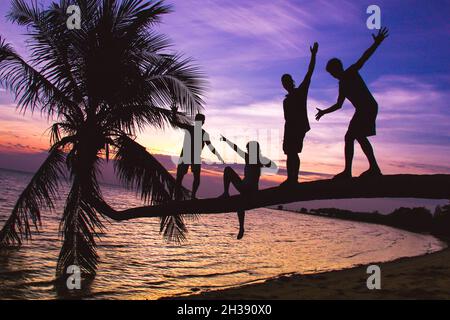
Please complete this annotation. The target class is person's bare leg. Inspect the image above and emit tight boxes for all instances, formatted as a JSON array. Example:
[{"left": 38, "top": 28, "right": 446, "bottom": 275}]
[
  {"left": 288, "top": 152, "right": 300, "bottom": 182},
  {"left": 175, "top": 166, "right": 186, "bottom": 200},
  {"left": 282, "top": 152, "right": 300, "bottom": 185},
  {"left": 344, "top": 136, "right": 355, "bottom": 174},
  {"left": 220, "top": 167, "right": 246, "bottom": 238},
  {"left": 192, "top": 167, "right": 201, "bottom": 199},
  {"left": 237, "top": 210, "right": 245, "bottom": 240},
  {"left": 334, "top": 134, "right": 354, "bottom": 179},
  {"left": 221, "top": 167, "right": 232, "bottom": 197},
  {"left": 357, "top": 137, "right": 382, "bottom": 176},
  {"left": 220, "top": 167, "right": 243, "bottom": 198}
]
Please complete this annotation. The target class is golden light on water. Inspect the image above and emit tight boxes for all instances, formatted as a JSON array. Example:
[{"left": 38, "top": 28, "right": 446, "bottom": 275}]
[{"left": 0, "top": 170, "right": 445, "bottom": 299}]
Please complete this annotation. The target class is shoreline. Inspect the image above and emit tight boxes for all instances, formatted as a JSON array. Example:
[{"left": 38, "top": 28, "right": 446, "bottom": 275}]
[
  {"left": 168, "top": 212, "right": 449, "bottom": 300},
  {"left": 173, "top": 245, "right": 450, "bottom": 300}
]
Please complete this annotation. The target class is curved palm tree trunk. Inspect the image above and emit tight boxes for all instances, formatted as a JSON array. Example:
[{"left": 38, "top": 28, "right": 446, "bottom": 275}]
[
  {"left": 88, "top": 174, "right": 450, "bottom": 220},
  {"left": 56, "top": 138, "right": 105, "bottom": 278}
]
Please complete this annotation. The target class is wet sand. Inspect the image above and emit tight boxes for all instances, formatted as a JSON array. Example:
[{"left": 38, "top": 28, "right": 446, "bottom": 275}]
[{"left": 179, "top": 245, "right": 450, "bottom": 300}]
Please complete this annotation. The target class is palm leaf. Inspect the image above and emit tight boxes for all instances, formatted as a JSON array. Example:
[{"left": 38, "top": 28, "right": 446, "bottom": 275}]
[
  {"left": 56, "top": 177, "right": 104, "bottom": 278},
  {"left": 113, "top": 135, "right": 192, "bottom": 242},
  {"left": 8, "top": 0, "right": 86, "bottom": 108},
  {"left": 0, "top": 0, "right": 209, "bottom": 277},
  {"left": 114, "top": 135, "right": 189, "bottom": 203},
  {"left": 0, "top": 36, "right": 78, "bottom": 117},
  {"left": 115, "top": 0, "right": 172, "bottom": 32},
  {"left": 0, "top": 148, "right": 65, "bottom": 247},
  {"left": 159, "top": 214, "right": 188, "bottom": 243},
  {"left": 145, "top": 54, "right": 206, "bottom": 117}
]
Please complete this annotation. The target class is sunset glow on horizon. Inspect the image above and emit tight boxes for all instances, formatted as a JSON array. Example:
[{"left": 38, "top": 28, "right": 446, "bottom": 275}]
[{"left": 1, "top": 0, "right": 449, "bottom": 187}]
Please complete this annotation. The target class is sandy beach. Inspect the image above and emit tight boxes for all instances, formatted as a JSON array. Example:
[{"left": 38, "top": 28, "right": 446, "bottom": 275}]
[{"left": 179, "top": 243, "right": 450, "bottom": 300}]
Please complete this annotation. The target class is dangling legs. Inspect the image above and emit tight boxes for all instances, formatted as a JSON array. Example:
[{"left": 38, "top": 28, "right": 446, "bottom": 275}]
[
  {"left": 220, "top": 166, "right": 247, "bottom": 239},
  {"left": 237, "top": 210, "right": 245, "bottom": 240}
]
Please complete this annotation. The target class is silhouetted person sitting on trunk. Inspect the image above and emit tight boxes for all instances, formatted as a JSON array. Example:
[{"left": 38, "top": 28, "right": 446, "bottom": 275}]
[
  {"left": 316, "top": 28, "right": 389, "bottom": 179},
  {"left": 281, "top": 42, "right": 318, "bottom": 186},
  {"left": 219, "top": 136, "right": 276, "bottom": 239},
  {"left": 172, "top": 107, "right": 224, "bottom": 199}
]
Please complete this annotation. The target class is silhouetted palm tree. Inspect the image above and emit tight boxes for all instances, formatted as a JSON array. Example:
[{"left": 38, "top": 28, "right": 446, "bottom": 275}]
[{"left": 0, "top": 0, "right": 205, "bottom": 279}]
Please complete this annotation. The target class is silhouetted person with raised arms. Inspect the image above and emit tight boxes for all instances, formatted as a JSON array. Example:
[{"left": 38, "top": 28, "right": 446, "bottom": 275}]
[
  {"left": 316, "top": 28, "right": 389, "bottom": 179},
  {"left": 172, "top": 107, "right": 224, "bottom": 199},
  {"left": 219, "top": 136, "right": 277, "bottom": 239},
  {"left": 281, "top": 42, "right": 318, "bottom": 186}
]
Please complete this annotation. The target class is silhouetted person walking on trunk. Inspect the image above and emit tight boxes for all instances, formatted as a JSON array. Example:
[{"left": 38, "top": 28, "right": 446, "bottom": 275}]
[
  {"left": 316, "top": 28, "right": 389, "bottom": 179},
  {"left": 219, "top": 136, "right": 276, "bottom": 239},
  {"left": 281, "top": 42, "right": 318, "bottom": 185},
  {"left": 172, "top": 107, "right": 224, "bottom": 199}
]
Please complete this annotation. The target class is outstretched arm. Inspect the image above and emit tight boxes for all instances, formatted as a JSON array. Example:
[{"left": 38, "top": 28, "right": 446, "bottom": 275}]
[
  {"left": 302, "top": 42, "right": 319, "bottom": 85},
  {"left": 204, "top": 133, "right": 225, "bottom": 163},
  {"left": 220, "top": 135, "right": 247, "bottom": 160},
  {"left": 260, "top": 155, "right": 277, "bottom": 170},
  {"left": 354, "top": 27, "right": 389, "bottom": 70},
  {"left": 315, "top": 91, "right": 345, "bottom": 121}
]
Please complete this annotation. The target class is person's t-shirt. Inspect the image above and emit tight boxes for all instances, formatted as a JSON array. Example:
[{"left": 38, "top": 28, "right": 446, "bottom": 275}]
[
  {"left": 180, "top": 125, "right": 209, "bottom": 164},
  {"left": 339, "top": 65, "right": 378, "bottom": 113},
  {"left": 283, "top": 81, "right": 311, "bottom": 133}
]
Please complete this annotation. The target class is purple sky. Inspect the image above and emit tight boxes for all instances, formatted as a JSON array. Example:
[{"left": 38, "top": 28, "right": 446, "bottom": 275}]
[{"left": 0, "top": 0, "right": 449, "bottom": 189}]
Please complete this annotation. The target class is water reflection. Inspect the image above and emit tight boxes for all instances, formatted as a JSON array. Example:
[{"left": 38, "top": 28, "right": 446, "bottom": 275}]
[{"left": 0, "top": 169, "right": 446, "bottom": 299}]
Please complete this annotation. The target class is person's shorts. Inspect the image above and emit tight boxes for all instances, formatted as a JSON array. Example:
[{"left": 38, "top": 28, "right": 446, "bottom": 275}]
[
  {"left": 347, "top": 109, "right": 378, "bottom": 138},
  {"left": 283, "top": 125, "right": 307, "bottom": 155},
  {"left": 177, "top": 163, "right": 201, "bottom": 175}
]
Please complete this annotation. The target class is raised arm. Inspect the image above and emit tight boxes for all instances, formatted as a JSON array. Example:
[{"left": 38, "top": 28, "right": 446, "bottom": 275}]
[
  {"left": 354, "top": 27, "right": 389, "bottom": 70},
  {"left": 302, "top": 42, "right": 319, "bottom": 85},
  {"left": 220, "top": 135, "right": 247, "bottom": 160}
]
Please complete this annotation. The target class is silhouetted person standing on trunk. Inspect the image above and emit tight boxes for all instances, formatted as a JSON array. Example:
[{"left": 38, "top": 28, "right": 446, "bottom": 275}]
[
  {"left": 281, "top": 42, "right": 318, "bottom": 186},
  {"left": 316, "top": 28, "right": 389, "bottom": 179},
  {"left": 172, "top": 107, "right": 224, "bottom": 199}
]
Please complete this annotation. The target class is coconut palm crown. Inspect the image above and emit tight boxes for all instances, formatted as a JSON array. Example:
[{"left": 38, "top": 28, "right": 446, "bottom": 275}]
[{"left": 0, "top": 0, "right": 205, "bottom": 279}]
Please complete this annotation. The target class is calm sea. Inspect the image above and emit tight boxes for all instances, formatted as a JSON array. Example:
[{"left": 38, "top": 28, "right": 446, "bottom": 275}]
[{"left": 0, "top": 168, "right": 446, "bottom": 299}]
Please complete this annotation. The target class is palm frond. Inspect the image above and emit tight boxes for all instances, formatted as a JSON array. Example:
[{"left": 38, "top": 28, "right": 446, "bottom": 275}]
[
  {"left": 7, "top": 0, "right": 41, "bottom": 26},
  {"left": 113, "top": 135, "right": 192, "bottom": 242},
  {"left": 0, "top": 148, "right": 65, "bottom": 247},
  {"left": 56, "top": 177, "right": 104, "bottom": 278},
  {"left": 114, "top": 135, "right": 189, "bottom": 203},
  {"left": 115, "top": 0, "right": 172, "bottom": 33},
  {"left": 0, "top": 36, "right": 78, "bottom": 117},
  {"left": 159, "top": 215, "right": 188, "bottom": 243},
  {"left": 145, "top": 54, "right": 206, "bottom": 117},
  {"left": 8, "top": 0, "right": 87, "bottom": 110}
]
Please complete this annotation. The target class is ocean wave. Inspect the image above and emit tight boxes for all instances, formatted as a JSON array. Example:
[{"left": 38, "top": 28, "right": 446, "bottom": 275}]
[{"left": 163, "top": 269, "right": 251, "bottom": 279}]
